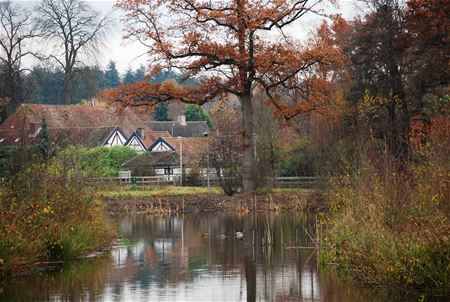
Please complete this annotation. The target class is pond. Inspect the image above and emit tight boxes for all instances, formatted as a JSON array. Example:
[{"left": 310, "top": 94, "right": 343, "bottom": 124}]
[{"left": 0, "top": 212, "right": 406, "bottom": 301}]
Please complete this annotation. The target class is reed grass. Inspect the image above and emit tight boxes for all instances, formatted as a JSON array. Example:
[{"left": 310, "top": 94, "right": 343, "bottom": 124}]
[{"left": 321, "top": 150, "right": 450, "bottom": 296}]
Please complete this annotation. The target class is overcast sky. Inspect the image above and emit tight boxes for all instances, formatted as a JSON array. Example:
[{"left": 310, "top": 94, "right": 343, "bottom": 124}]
[{"left": 14, "top": 0, "right": 364, "bottom": 74}]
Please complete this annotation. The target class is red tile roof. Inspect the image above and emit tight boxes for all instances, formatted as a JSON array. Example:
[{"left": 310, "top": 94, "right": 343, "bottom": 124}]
[
  {"left": 163, "top": 137, "right": 208, "bottom": 163},
  {"left": 0, "top": 104, "right": 151, "bottom": 146}
]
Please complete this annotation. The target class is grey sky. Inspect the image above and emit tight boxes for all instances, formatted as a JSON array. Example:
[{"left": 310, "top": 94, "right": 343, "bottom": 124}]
[{"left": 13, "top": 0, "right": 364, "bottom": 75}]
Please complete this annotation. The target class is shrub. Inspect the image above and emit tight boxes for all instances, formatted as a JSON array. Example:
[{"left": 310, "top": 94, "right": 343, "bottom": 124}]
[
  {"left": 322, "top": 150, "right": 450, "bottom": 295},
  {"left": 280, "top": 139, "right": 317, "bottom": 177},
  {"left": 62, "top": 146, "right": 137, "bottom": 177},
  {"left": 0, "top": 151, "right": 116, "bottom": 278},
  {"left": 184, "top": 104, "right": 212, "bottom": 127}
]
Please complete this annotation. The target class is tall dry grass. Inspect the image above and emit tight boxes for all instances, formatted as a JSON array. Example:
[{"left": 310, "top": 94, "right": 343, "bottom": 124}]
[
  {"left": 0, "top": 153, "right": 116, "bottom": 278},
  {"left": 322, "top": 141, "right": 450, "bottom": 295}
]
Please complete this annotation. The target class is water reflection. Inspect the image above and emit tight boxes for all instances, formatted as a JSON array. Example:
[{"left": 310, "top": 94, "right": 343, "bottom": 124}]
[{"left": 0, "top": 212, "right": 403, "bottom": 301}]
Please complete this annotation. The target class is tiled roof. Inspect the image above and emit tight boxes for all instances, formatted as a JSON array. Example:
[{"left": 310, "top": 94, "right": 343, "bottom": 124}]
[
  {"left": 146, "top": 121, "right": 209, "bottom": 137},
  {"left": 0, "top": 104, "right": 209, "bottom": 150},
  {"left": 162, "top": 137, "right": 207, "bottom": 163},
  {"left": 0, "top": 104, "right": 149, "bottom": 146},
  {"left": 138, "top": 130, "right": 172, "bottom": 147},
  {"left": 122, "top": 137, "right": 208, "bottom": 168},
  {"left": 51, "top": 127, "right": 116, "bottom": 147}
]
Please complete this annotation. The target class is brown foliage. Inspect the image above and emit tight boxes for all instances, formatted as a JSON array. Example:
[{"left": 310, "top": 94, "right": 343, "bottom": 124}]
[
  {"left": 102, "top": 0, "right": 340, "bottom": 117},
  {"left": 101, "top": 0, "right": 341, "bottom": 192}
]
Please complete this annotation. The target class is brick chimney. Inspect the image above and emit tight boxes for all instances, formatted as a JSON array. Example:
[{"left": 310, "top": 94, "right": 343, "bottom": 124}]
[
  {"left": 137, "top": 127, "right": 145, "bottom": 139},
  {"left": 177, "top": 115, "right": 187, "bottom": 126}
]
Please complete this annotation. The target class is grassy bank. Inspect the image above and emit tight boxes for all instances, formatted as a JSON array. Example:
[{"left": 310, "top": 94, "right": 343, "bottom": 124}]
[
  {"left": 99, "top": 185, "right": 224, "bottom": 199},
  {"left": 99, "top": 185, "right": 313, "bottom": 199},
  {"left": 321, "top": 157, "right": 450, "bottom": 296},
  {"left": 0, "top": 161, "right": 116, "bottom": 278},
  {"left": 101, "top": 187, "right": 322, "bottom": 214}
]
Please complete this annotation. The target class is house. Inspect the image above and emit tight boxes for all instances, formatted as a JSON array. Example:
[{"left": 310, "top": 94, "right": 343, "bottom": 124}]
[
  {"left": 124, "top": 129, "right": 172, "bottom": 153},
  {"left": 1, "top": 104, "right": 210, "bottom": 179},
  {"left": 120, "top": 152, "right": 180, "bottom": 177},
  {"left": 122, "top": 136, "right": 208, "bottom": 177},
  {"left": 0, "top": 104, "right": 151, "bottom": 147},
  {"left": 148, "top": 137, "right": 176, "bottom": 152},
  {"left": 104, "top": 127, "right": 128, "bottom": 147}
]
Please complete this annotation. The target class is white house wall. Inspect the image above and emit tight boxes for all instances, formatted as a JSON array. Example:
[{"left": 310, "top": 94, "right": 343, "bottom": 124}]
[
  {"left": 150, "top": 141, "right": 173, "bottom": 152},
  {"left": 105, "top": 129, "right": 127, "bottom": 147},
  {"left": 126, "top": 137, "right": 146, "bottom": 153}
]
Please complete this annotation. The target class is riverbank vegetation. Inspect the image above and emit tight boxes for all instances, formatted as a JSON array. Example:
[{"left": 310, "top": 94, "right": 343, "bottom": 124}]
[
  {"left": 99, "top": 185, "right": 223, "bottom": 199},
  {"left": 321, "top": 146, "right": 449, "bottom": 295},
  {"left": 281, "top": 0, "right": 450, "bottom": 296},
  {"left": 102, "top": 189, "right": 322, "bottom": 215},
  {"left": 63, "top": 146, "right": 137, "bottom": 177},
  {"left": 0, "top": 151, "right": 116, "bottom": 278}
]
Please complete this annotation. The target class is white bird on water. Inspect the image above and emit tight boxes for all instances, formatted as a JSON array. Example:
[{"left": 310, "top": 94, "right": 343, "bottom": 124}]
[{"left": 234, "top": 230, "right": 244, "bottom": 239}]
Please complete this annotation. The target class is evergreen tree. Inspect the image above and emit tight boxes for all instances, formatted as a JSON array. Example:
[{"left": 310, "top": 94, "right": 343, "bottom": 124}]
[
  {"left": 37, "top": 117, "right": 52, "bottom": 162},
  {"left": 25, "top": 66, "right": 65, "bottom": 104},
  {"left": 150, "top": 70, "right": 179, "bottom": 83},
  {"left": 103, "top": 60, "right": 120, "bottom": 88},
  {"left": 153, "top": 102, "right": 171, "bottom": 121},
  {"left": 184, "top": 104, "right": 211, "bottom": 127},
  {"left": 123, "top": 67, "right": 135, "bottom": 84},
  {"left": 72, "top": 66, "right": 103, "bottom": 101},
  {"left": 133, "top": 65, "right": 146, "bottom": 82}
]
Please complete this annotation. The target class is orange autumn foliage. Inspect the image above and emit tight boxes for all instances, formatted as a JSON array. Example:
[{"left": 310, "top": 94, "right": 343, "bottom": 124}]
[
  {"left": 102, "top": 0, "right": 341, "bottom": 118},
  {"left": 102, "top": 0, "right": 341, "bottom": 191}
]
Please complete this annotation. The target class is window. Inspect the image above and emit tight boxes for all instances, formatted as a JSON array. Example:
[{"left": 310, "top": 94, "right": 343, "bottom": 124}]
[
  {"left": 0, "top": 138, "right": 4, "bottom": 143},
  {"left": 14, "top": 138, "right": 20, "bottom": 143},
  {"left": 164, "top": 167, "right": 173, "bottom": 175}
]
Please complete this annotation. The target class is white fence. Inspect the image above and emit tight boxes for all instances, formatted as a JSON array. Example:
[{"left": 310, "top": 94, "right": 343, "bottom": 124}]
[
  {"left": 91, "top": 175, "right": 181, "bottom": 186},
  {"left": 90, "top": 175, "right": 325, "bottom": 188},
  {"left": 274, "top": 176, "right": 327, "bottom": 188}
]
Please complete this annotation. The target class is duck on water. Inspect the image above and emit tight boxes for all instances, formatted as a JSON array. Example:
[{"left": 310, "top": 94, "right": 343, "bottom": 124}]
[
  {"left": 200, "top": 230, "right": 244, "bottom": 239},
  {"left": 234, "top": 230, "right": 244, "bottom": 239}
]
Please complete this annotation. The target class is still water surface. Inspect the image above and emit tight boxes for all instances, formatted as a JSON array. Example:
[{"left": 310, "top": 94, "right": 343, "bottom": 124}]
[{"left": 1, "top": 212, "right": 405, "bottom": 301}]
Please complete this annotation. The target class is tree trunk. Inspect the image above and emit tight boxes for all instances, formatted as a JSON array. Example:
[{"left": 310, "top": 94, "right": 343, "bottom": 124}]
[
  {"left": 240, "top": 94, "right": 254, "bottom": 192},
  {"left": 64, "top": 71, "right": 73, "bottom": 105}
]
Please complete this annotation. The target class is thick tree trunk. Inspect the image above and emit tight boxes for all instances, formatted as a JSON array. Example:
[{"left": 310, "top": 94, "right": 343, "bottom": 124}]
[
  {"left": 240, "top": 94, "right": 254, "bottom": 193},
  {"left": 64, "top": 71, "right": 73, "bottom": 105}
]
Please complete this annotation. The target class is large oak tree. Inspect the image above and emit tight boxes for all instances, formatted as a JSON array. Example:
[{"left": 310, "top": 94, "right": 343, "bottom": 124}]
[{"left": 103, "top": 0, "right": 337, "bottom": 192}]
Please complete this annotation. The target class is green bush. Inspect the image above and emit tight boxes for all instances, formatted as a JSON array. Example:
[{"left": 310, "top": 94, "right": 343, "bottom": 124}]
[
  {"left": 184, "top": 104, "right": 212, "bottom": 127},
  {"left": 62, "top": 146, "right": 137, "bottom": 177},
  {"left": 280, "top": 139, "right": 317, "bottom": 176}
]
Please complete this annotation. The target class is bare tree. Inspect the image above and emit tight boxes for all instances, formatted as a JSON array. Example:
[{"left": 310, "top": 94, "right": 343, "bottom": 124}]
[
  {"left": 0, "top": 0, "right": 38, "bottom": 120},
  {"left": 36, "top": 0, "right": 110, "bottom": 104},
  {"left": 209, "top": 100, "right": 242, "bottom": 196}
]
